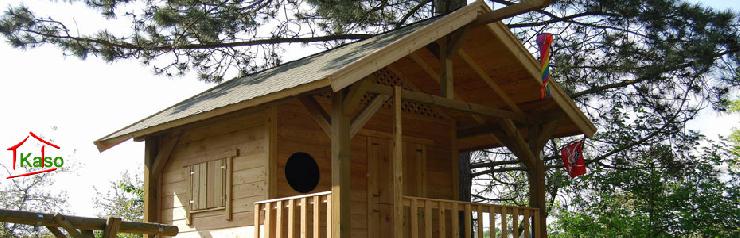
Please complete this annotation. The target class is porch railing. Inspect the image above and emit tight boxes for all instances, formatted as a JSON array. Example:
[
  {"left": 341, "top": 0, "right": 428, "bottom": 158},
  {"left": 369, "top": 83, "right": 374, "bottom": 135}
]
[
  {"left": 403, "top": 195, "right": 541, "bottom": 238},
  {"left": 254, "top": 191, "right": 332, "bottom": 238},
  {"left": 254, "top": 192, "right": 540, "bottom": 238}
]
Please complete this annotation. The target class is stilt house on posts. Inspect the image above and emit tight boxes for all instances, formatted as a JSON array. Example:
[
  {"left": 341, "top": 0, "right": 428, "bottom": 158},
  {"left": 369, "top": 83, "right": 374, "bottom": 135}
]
[{"left": 94, "top": 1, "right": 596, "bottom": 237}]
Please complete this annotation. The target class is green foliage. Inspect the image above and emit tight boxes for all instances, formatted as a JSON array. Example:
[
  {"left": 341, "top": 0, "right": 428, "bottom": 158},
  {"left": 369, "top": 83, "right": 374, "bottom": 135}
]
[
  {"left": 551, "top": 141, "right": 739, "bottom": 237},
  {"left": 93, "top": 170, "right": 144, "bottom": 238},
  {"left": 730, "top": 100, "right": 740, "bottom": 157}
]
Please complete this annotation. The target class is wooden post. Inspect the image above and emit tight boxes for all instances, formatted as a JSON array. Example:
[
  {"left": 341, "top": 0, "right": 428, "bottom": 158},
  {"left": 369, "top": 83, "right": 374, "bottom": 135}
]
[
  {"left": 102, "top": 217, "right": 121, "bottom": 238},
  {"left": 528, "top": 164, "right": 547, "bottom": 238},
  {"left": 526, "top": 122, "right": 558, "bottom": 238},
  {"left": 331, "top": 90, "right": 352, "bottom": 238},
  {"left": 392, "top": 85, "right": 404, "bottom": 238},
  {"left": 439, "top": 38, "right": 454, "bottom": 99},
  {"left": 143, "top": 137, "right": 158, "bottom": 238}
]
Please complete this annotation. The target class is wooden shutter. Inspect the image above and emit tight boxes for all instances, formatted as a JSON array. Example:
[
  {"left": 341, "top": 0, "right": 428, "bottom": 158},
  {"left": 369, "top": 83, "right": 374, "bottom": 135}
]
[
  {"left": 208, "top": 159, "right": 225, "bottom": 208},
  {"left": 190, "top": 164, "right": 200, "bottom": 211},
  {"left": 198, "top": 163, "right": 208, "bottom": 209},
  {"left": 187, "top": 150, "right": 235, "bottom": 223}
]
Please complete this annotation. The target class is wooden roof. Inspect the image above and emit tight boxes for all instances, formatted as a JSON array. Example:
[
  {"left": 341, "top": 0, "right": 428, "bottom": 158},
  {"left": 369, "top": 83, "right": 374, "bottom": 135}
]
[{"left": 94, "top": 1, "right": 596, "bottom": 152}]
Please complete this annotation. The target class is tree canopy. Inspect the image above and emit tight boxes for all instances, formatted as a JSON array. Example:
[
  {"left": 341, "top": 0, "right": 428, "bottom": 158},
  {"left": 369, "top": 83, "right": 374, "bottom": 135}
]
[{"left": 1, "top": 0, "right": 738, "bottom": 236}]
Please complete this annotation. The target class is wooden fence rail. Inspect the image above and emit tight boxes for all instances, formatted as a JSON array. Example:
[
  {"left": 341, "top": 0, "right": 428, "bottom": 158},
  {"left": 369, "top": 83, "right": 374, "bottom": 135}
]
[
  {"left": 402, "top": 196, "right": 541, "bottom": 238},
  {"left": 254, "top": 191, "right": 332, "bottom": 238},
  {"left": 0, "top": 209, "right": 178, "bottom": 237}
]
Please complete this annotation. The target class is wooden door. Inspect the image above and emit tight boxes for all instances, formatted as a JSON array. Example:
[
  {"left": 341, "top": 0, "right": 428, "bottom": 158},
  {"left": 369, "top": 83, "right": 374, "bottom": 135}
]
[{"left": 367, "top": 136, "right": 392, "bottom": 238}]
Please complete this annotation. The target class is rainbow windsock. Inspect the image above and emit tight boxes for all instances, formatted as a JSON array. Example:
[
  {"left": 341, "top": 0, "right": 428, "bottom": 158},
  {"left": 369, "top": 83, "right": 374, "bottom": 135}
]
[{"left": 537, "top": 33, "right": 553, "bottom": 99}]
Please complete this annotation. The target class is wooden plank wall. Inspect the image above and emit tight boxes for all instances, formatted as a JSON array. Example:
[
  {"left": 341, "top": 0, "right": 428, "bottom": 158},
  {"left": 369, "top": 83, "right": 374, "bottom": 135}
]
[
  {"left": 276, "top": 96, "right": 456, "bottom": 238},
  {"left": 159, "top": 109, "right": 269, "bottom": 237}
]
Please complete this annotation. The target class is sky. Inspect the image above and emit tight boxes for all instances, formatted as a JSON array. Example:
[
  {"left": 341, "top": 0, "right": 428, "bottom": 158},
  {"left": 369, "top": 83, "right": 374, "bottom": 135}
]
[{"left": 0, "top": 0, "right": 738, "bottom": 218}]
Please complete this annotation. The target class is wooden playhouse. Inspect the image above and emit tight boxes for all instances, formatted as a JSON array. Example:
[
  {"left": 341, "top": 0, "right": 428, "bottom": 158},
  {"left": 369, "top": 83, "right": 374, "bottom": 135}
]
[{"left": 94, "top": 1, "right": 596, "bottom": 238}]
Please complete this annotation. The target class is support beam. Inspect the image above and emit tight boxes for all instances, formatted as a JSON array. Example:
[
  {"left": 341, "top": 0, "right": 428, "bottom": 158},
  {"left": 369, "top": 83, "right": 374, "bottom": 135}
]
[
  {"left": 386, "top": 64, "right": 454, "bottom": 121},
  {"left": 366, "top": 83, "right": 525, "bottom": 122},
  {"left": 0, "top": 210, "right": 178, "bottom": 236},
  {"left": 458, "top": 50, "right": 524, "bottom": 116},
  {"left": 475, "top": 0, "right": 551, "bottom": 25},
  {"left": 391, "top": 85, "right": 404, "bottom": 238},
  {"left": 495, "top": 119, "right": 538, "bottom": 168},
  {"left": 439, "top": 38, "right": 454, "bottom": 99},
  {"left": 350, "top": 94, "right": 389, "bottom": 138},
  {"left": 438, "top": 27, "right": 466, "bottom": 99},
  {"left": 409, "top": 47, "right": 499, "bottom": 134},
  {"left": 330, "top": 90, "right": 352, "bottom": 238},
  {"left": 299, "top": 95, "right": 332, "bottom": 137},
  {"left": 457, "top": 124, "right": 505, "bottom": 139}
]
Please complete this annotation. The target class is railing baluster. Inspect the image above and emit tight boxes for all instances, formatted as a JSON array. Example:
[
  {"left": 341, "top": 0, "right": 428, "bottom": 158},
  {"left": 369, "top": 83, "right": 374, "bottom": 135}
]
[
  {"left": 451, "top": 202, "right": 459, "bottom": 238},
  {"left": 254, "top": 203, "right": 262, "bottom": 238},
  {"left": 464, "top": 203, "right": 472, "bottom": 238},
  {"left": 477, "top": 205, "right": 484, "bottom": 238},
  {"left": 288, "top": 199, "right": 296, "bottom": 238},
  {"left": 266, "top": 202, "right": 273, "bottom": 238},
  {"left": 500, "top": 207, "right": 507, "bottom": 238},
  {"left": 411, "top": 198, "right": 419, "bottom": 238},
  {"left": 512, "top": 207, "right": 519, "bottom": 238},
  {"left": 438, "top": 202, "right": 446, "bottom": 238},
  {"left": 300, "top": 198, "right": 308, "bottom": 238},
  {"left": 489, "top": 206, "right": 496, "bottom": 238},
  {"left": 325, "top": 194, "right": 331, "bottom": 238},
  {"left": 276, "top": 201, "right": 283, "bottom": 238},
  {"left": 533, "top": 208, "right": 541, "bottom": 238},
  {"left": 522, "top": 209, "right": 530, "bottom": 238},
  {"left": 313, "top": 196, "right": 320, "bottom": 238},
  {"left": 425, "top": 200, "right": 432, "bottom": 238}
]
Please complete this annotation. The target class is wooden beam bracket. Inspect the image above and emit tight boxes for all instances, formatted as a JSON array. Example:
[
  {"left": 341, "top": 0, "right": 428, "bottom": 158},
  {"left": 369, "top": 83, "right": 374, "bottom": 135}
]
[
  {"left": 298, "top": 95, "right": 332, "bottom": 137},
  {"left": 350, "top": 94, "right": 389, "bottom": 138},
  {"left": 54, "top": 214, "right": 82, "bottom": 238},
  {"left": 342, "top": 79, "right": 372, "bottom": 116}
]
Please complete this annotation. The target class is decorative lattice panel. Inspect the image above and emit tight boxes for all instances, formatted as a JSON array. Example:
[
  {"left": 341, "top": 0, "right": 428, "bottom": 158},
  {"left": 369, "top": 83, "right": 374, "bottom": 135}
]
[
  {"left": 312, "top": 68, "right": 445, "bottom": 120},
  {"left": 366, "top": 69, "right": 445, "bottom": 119}
]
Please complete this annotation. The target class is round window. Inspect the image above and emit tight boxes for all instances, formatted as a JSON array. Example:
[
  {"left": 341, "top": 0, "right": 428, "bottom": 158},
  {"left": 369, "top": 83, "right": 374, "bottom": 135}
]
[{"left": 284, "top": 152, "right": 320, "bottom": 193}]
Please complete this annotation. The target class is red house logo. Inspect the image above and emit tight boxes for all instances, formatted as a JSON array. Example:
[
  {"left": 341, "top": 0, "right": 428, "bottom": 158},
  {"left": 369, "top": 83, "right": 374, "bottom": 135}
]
[{"left": 5, "top": 131, "right": 63, "bottom": 179}]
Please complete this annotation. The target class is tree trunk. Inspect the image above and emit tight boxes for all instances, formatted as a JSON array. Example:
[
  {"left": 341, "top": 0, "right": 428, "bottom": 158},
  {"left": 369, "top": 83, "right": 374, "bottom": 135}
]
[
  {"left": 434, "top": 0, "right": 467, "bottom": 15},
  {"left": 458, "top": 151, "right": 473, "bottom": 202},
  {"left": 458, "top": 151, "right": 473, "bottom": 238}
]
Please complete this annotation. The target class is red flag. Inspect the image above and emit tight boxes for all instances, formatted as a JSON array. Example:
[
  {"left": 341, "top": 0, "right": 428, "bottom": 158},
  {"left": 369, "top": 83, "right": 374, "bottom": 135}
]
[{"left": 560, "top": 140, "right": 586, "bottom": 178}]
